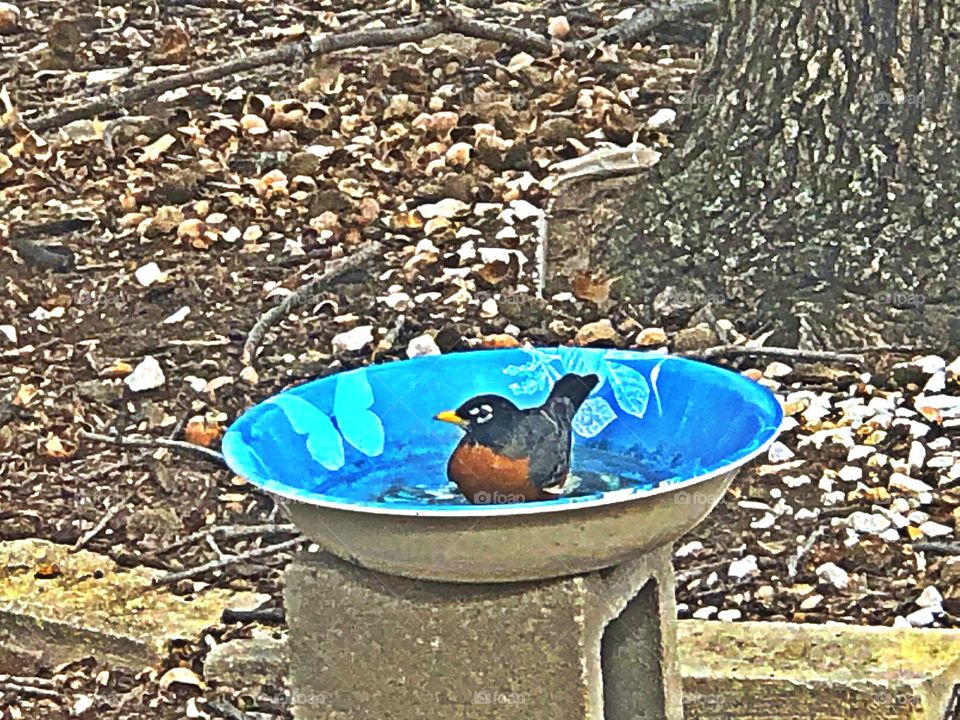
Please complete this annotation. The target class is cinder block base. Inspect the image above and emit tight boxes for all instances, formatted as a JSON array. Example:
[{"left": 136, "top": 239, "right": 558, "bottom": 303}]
[{"left": 284, "top": 547, "right": 682, "bottom": 720}]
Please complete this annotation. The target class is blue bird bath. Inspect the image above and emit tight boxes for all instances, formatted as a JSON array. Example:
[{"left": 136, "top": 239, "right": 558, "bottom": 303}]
[{"left": 224, "top": 347, "right": 783, "bottom": 581}]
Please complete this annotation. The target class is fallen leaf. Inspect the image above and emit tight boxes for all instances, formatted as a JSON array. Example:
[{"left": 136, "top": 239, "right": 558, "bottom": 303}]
[
  {"left": 572, "top": 271, "right": 618, "bottom": 306},
  {"left": 34, "top": 562, "right": 62, "bottom": 579},
  {"left": 43, "top": 434, "right": 76, "bottom": 459},
  {"left": 159, "top": 666, "right": 205, "bottom": 692},
  {"left": 184, "top": 416, "right": 223, "bottom": 447}
]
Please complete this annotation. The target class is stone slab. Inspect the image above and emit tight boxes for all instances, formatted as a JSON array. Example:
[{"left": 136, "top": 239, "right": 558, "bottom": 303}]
[
  {"left": 679, "top": 621, "right": 960, "bottom": 720},
  {"left": 285, "top": 548, "right": 681, "bottom": 720},
  {"left": 0, "top": 538, "right": 268, "bottom": 672},
  {"left": 207, "top": 618, "right": 960, "bottom": 719}
]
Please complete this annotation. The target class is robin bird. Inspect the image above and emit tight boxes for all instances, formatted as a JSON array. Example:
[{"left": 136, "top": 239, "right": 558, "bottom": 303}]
[{"left": 434, "top": 373, "right": 600, "bottom": 504}]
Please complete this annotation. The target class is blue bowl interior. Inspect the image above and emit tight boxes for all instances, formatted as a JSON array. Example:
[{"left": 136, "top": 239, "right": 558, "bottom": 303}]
[{"left": 223, "top": 347, "right": 783, "bottom": 511}]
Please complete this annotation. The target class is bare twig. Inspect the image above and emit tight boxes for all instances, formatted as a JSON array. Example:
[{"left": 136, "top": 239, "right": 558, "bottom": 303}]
[
  {"left": 153, "top": 538, "right": 302, "bottom": 586},
  {"left": 685, "top": 345, "right": 865, "bottom": 365},
  {"left": 588, "top": 0, "right": 716, "bottom": 48},
  {"left": 157, "top": 522, "right": 299, "bottom": 555},
  {"left": 0, "top": 680, "right": 59, "bottom": 699},
  {"left": 73, "top": 473, "right": 149, "bottom": 552},
  {"left": 79, "top": 429, "right": 225, "bottom": 464},
  {"left": 0, "top": 675, "right": 56, "bottom": 689},
  {"left": 12, "top": 2, "right": 710, "bottom": 137},
  {"left": 243, "top": 240, "right": 383, "bottom": 367},
  {"left": 787, "top": 526, "right": 825, "bottom": 578},
  {"left": 221, "top": 606, "right": 286, "bottom": 624},
  {"left": 910, "top": 541, "right": 960, "bottom": 556}
]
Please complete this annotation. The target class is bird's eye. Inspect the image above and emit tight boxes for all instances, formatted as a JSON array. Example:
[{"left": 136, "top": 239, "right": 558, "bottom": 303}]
[{"left": 476, "top": 411, "right": 493, "bottom": 424}]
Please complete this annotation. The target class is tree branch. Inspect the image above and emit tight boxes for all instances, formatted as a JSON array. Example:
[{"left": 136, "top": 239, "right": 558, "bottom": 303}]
[
  {"left": 153, "top": 537, "right": 302, "bottom": 586},
  {"left": 684, "top": 345, "right": 865, "bottom": 365},
  {"left": 79, "top": 429, "right": 225, "bottom": 464},
  {"left": 242, "top": 240, "right": 383, "bottom": 368}
]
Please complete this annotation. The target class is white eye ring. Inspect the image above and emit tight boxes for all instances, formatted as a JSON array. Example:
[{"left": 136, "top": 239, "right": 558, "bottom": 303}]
[
  {"left": 468, "top": 407, "right": 480, "bottom": 416},
  {"left": 480, "top": 404, "right": 492, "bottom": 413},
  {"left": 476, "top": 413, "right": 492, "bottom": 424}
]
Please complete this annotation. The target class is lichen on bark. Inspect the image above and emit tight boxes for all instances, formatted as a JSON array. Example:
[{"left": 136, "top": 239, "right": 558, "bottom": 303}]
[{"left": 550, "top": 0, "right": 960, "bottom": 348}]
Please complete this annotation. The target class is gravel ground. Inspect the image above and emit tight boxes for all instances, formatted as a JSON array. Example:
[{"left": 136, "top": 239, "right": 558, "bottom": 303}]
[{"left": 1, "top": 0, "right": 958, "bottom": 716}]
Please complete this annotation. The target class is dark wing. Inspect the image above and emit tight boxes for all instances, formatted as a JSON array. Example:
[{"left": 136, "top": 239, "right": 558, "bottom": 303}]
[{"left": 498, "top": 400, "right": 577, "bottom": 489}]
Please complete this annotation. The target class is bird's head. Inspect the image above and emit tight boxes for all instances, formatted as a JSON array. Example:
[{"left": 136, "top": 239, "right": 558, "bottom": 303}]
[{"left": 434, "top": 395, "right": 522, "bottom": 444}]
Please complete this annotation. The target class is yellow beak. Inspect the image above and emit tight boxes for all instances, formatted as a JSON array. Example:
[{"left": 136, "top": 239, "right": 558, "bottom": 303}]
[{"left": 434, "top": 409, "right": 468, "bottom": 427}]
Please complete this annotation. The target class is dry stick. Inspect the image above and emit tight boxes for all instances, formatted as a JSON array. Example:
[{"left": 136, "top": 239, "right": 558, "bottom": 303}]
[
  {"left": 685, "top": 345, "right": 865, "bottom": 365},
  {"left": 787, "top": 526, "right": 825, "bottom": 578},
  {"left": 153, "top": 537, "right": 302, "bottom": 586},
  {"left": 15, "top": 2, "right": 711, "bottom": 136},
  {"left": 589, "top": 0, "right": 716, "bottom": 48},
  {"left": 14, "top": 22, "right": 446, "bottom": 135},
  {"left": 73, "top": 473, "right": 150, "bottom": 552},
  {"left": 0, "top": 675, "right": 56, "bottom": 689},
  {"left": 79, "top": 429, "right": 225, "bottom": 464},
  {"left": 157, "top": 522, "right": 299, "bottom": 555},
  {"left": 911, "top": 541, "right": 960, "bottom": 556},
  {"left": 0, "top": 681, "right": 59, "bottom": 699},
  {"left": 242, "top": 240, "right": 383, "bottom": 367}
]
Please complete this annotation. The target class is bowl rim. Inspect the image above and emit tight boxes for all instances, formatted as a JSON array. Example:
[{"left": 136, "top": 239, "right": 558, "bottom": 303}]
[{"left": 224, "top": 348, "right": 784, "bottom": 518}]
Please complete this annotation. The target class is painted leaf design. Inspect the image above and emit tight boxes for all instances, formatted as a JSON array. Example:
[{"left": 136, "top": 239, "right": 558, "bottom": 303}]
[
  {"left": 649, "top": 358, "right": 666, "bottom": 416},
  {"left": 333, "top": 369, "right": 385, "bottom": 457},
  {"left": 572, "top": 396, "right": 617, "bottom": 438},
  {"left": 265, "top": 395, "right": 344, "bottom": 470},
  {"left": 561, "top": 349, "right": 607, "bottom": 388},
  {"left": 607, "top": 362, "right": 651, "bottom": 419}
]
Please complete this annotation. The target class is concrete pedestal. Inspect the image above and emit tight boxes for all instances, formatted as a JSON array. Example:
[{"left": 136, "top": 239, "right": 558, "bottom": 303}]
[{"left": 285, "top": 546, "right": 682, "bottom": 720}]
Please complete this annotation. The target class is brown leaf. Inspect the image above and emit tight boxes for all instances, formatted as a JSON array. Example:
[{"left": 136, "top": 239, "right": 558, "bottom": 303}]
[
  {"left": 184, "top": 417, "right": 223, "bottom": 447},
  {"left": 35, "top": 562, "right": 62, "bottom": 579},
  {"left": 477, "top": 256, "right": 520, "bottom": 286},
  {"left": 571, "top": 271, "right": 618, "bottom": 306},
  {"left": 43, "top": 434, "right": 76, "bottom": 460}
]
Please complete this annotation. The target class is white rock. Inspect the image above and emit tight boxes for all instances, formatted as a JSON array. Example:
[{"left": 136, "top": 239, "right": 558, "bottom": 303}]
[
  {"left": 816, "top": 562, "right": 850, "bottom": 590},
  {"left": 919, "top": 520, "right": 952, "bottom": 538},
  {"left": 332, "top": 325, "right": 374, "bottom": 353},
  {"left": 764, "top": 361, "right": 792, "bottom": 378},
  {"left": 823, "top": 490, "right": 846, "bottom": 506},
  {"left": 417, "top": 197, "right": 470, "bottom": 219},
  {"left": 134, "top": 261, "right": 164, "bottom": 287},
  {"left": 479, "top": 297, "right": 499, "bottom": 318},
  {"left": 889, "top": 472, "right": 934, "bottom": 495},
  {"left": 905, "top": 607, "right": 936, "bottom": 627},
  {"left": 924, "top": 371, "right": 947, "bottom": 393},
  {"left": 750, "top": 512, "right": 776, "bottom": 530},
  {"left": 907, "top": 510, "right": 930, "bottom": 524},
  {"left": 818, "top": 476, "right": 834, "bottom": 492},
  {"left": 915, "top": 586, "right": 944, "bottom": 609},
  {"left": 717, "top": 609, "right": 742, "bottom": 622},
  {"left": 728, "top": 555, "right": 759, "bottom": 580},
  {"left": 799, "top": 594, "right": 823, "bottom": 610},
  {"left": 692, "top": 606, "right": 717, "bottom": 620},
  {"left": 124, "top": 355, "right": 165, "bottom": 392},
  {"left": 893, "top": 616, "right": 912, "bottom": 629},
  {"left": 510, "top": 199, "right": 542, "bottom": 221},
  {"left": 381, "top": 291, "right": 412, "bottom": 311},
  {"left": 908, "top": 441, "right": 926, "bottom": 470},
  {"left": 783, "top": 474, "right": 811, "bottom": 488},
  {"left": 837, "top": 466, "right": 863, "bottom": 482},
  {"left": 845, "top": 511, "right": 891, "bottom": 534},
  {"left": 162, "top": 306, "right": 190, "bottom": 324},
  {"left": 647, "top": 108, "right": 677, "bottom": 128},
  {"left": 72, "top": 695, "right": 94, "bottom": 715},
  {"left": 405, "top": 333, "right": 441, "bottom": 359},
  {"left": 880, "top": 528, "right": 901, "bottom": 543},
  {"left": 675, "top": 540, "right": 703, "bottom": 558},
  {"left": 0, "top": 324, "right": 16, "bottom": 344},
  {"left": 794, "top": 508, "right": 818, "bottom": 521},
  {"left": 767, "top": 441, "right": 795, "bottom": 462}
]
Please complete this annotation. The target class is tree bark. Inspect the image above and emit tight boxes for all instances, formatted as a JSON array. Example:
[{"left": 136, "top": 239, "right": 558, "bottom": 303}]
[{"left": 547, "top": 0, "right": 960, "bottom": 350}]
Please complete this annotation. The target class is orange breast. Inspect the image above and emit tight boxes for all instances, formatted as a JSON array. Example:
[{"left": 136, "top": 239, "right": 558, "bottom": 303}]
[{"left": 448, "top": 443, "right": 547, "bottom": 504}]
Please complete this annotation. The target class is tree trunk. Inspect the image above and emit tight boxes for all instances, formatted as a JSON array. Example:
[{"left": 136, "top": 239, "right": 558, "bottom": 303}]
[{"left": 547, "top": 0, "right": 960, "bottom": 350}]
